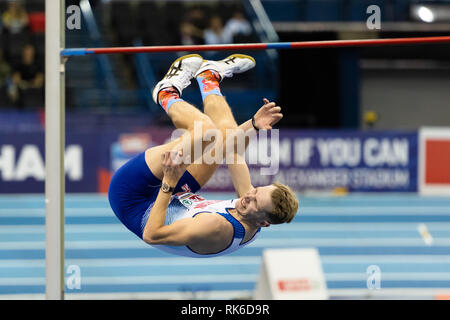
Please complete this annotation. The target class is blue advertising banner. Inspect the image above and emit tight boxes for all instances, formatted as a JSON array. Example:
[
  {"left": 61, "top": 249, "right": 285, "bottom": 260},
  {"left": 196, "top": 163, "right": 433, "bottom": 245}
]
[
  {"left": 204, "top": 130, "right": 418, "bottom": 192},
  {"left": 0, "top": 129, "right": 418, "bottom": 193},
  {"left": 0, "top": 129, "right": 172, "bottom": 193},
  {"left": 0, "top": 132, "right": 100, "bottom": 193}
]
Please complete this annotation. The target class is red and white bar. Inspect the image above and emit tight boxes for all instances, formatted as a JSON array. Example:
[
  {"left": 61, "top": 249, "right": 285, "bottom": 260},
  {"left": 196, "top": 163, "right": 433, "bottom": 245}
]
[{"left": 61, "top": 35, "right": 450, "bottom": 56}]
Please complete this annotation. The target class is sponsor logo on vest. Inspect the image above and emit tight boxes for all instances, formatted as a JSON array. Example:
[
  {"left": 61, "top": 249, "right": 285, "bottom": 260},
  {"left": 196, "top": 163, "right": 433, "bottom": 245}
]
[{"left": 182, "top": 199, "right": 193, "bottom": 206}]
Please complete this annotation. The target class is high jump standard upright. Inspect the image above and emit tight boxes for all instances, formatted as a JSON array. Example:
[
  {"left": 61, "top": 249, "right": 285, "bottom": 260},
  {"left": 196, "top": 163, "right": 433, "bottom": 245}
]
[{"left": 45, "top": 0, "right": 65, "bottom": 300}]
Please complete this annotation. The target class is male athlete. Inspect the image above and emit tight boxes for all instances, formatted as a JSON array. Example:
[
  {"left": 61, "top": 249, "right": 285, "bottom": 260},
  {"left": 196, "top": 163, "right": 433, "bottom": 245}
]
[{"left": 108, "top": 54, "right": 299, "bottom": 257}]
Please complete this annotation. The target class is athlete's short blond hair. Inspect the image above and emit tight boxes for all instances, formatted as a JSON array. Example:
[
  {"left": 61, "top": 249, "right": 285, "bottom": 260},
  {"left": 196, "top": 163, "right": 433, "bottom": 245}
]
[{"left": 267, "top": 182, "right": 299, "bottom": 224}]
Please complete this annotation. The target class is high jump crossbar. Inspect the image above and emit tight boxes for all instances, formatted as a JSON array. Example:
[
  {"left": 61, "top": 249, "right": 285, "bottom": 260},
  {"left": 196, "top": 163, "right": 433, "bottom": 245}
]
[{"left": 60, "top": 35, "right": 450, "bottom": 56}]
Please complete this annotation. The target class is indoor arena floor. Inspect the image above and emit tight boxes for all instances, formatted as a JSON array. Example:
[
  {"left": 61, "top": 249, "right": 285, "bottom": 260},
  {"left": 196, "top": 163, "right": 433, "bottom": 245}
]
[{"left": 1, "top": 192, "right": 450, "bottom": 300}]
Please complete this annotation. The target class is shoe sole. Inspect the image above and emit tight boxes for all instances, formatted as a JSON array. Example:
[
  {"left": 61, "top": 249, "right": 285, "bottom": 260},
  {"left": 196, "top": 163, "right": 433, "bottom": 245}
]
[
  {"left": 201, "top": 53, "right": 256, "bottom": 65},
  {"left": 221, "top": 53, "right": 256, "bottom": 65},
  {"left": 164, "top": 53, "right": 203, "bottom": 79},
  {"left": 198, "top": 54, "right": 256, "bottom": 80}
]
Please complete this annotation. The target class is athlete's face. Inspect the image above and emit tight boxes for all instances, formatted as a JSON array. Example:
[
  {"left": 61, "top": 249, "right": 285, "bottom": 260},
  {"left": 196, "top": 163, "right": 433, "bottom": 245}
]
[{"left": 235, "top": 185, "right": 276, "bottom": 227}]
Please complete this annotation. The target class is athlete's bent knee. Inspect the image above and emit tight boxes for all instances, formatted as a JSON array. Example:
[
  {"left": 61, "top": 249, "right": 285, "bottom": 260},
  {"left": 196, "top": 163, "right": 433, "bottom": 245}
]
[
  {"left": 216, "top": 119, "right": 238, "bottom": 133},
  {"left": 199, "top": 116, "right": 217, "bottom": 133}
]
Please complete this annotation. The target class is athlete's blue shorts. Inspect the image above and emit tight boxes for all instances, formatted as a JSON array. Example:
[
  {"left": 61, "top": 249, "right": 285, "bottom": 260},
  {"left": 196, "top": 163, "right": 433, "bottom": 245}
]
[{"left": 108, "top": 151, "right": 201, "bottom": 239}]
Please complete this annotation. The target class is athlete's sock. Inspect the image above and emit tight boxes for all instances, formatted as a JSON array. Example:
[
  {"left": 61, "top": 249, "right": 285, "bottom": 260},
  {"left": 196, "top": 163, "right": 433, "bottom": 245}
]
[
  {"left": 157, "top": 87, "right": 183, "bottom": 113},
  {"left": 196, "top": 70, "right": 222, "bottom": 101}
]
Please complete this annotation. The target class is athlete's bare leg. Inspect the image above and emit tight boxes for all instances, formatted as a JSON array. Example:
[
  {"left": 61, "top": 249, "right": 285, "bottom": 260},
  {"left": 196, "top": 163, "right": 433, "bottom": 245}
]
[
  {"left": 203, "top": 94, "right": 239, "bottom": 132},
  {"left": 188, "top": 56, "right": 257, "bottom": 190},
  {"left": 175, "top": 94, "right": 240, "bottom": 187},
  {"left": 145, "top": 54, "right": 255, "bottom": 187},
  {"left": 145, "top": 100, "right": 219, "bottom": 185}
]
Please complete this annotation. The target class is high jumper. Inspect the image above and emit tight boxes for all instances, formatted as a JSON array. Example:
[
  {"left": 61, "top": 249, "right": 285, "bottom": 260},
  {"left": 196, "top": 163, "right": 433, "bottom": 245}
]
[{"left": 108, "top": 54, "right": 298, "bottom": 257}]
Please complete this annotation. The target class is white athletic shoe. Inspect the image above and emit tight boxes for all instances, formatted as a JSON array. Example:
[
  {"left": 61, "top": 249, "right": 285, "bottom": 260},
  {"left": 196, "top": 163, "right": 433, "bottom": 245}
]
[
  {"left": 152, "top": 54, "right": 203, "bottom": 104},
  {"left": 194, "top": 54, "right": 256, "bottom": 81}
]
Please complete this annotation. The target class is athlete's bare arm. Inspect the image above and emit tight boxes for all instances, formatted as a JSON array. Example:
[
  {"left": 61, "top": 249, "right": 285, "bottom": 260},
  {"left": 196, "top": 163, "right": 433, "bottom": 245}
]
[
  {"left": 142, "top": 150, "right": 230, "bottom": 247},
  {"left": 227, "top": 99, "right": 283, "bottom": 198},
  {"left": 143, "top": 211, "right": 229, "bottom": 247}
]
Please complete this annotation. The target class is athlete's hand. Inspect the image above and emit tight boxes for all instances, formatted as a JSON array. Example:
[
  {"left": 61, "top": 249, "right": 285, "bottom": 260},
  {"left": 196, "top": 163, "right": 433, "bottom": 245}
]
[
  {"left": 253, "top": 98, "right": 283, "bottom": 130},
  {"left": 161, "top": 150, "right": 188, "bottom": 186}
]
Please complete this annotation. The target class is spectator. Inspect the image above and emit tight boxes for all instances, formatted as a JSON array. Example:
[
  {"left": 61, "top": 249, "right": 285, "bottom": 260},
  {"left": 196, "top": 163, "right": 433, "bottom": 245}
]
[
  {"left": 2, "top": 1, "right": 29, "bottom": 35},
  {"left": 203, "top": 16, "right": 232, "bottom": 45},
  {"left": 0, "top": 51, "right": 12, "bottom": 88},
  {"left": 179, "top": 7, "right": 206, "bottom": 45},
  {"left": 223, "top": 11, "right": 253, "bottom": 43},
  {"left": 10, "top": 43, "right": 44, "bottom": 107},
  {"left": 180, "top": 21, "right": 200, "bottom": 46},
  {"left": 0, "top": 50, "right": 14, "bottom": 105}
]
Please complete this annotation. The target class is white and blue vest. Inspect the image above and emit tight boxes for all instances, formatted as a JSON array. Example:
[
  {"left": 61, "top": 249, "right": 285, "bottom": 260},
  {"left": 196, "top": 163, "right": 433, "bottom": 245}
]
[{"left": 141, "top": 191, "right": 260, "bottom": 258}]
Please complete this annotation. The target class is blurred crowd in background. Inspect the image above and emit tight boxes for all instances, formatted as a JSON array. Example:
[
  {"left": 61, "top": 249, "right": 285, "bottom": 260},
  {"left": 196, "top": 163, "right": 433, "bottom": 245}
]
[
  {"left": 180, "top": 9, "right": 253, "bottom": 46},
  {"left": 0, "top": 0, "right": 449, "bottom": 130},
  {"left": 0, "top": 0, "right": 256, "bottom": 111},
  {"left": 106, "top": 0, "right": 254, "bottom": 47},
  {"left": 0, "top": 0, "right": 44, "bottom": 109}
]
